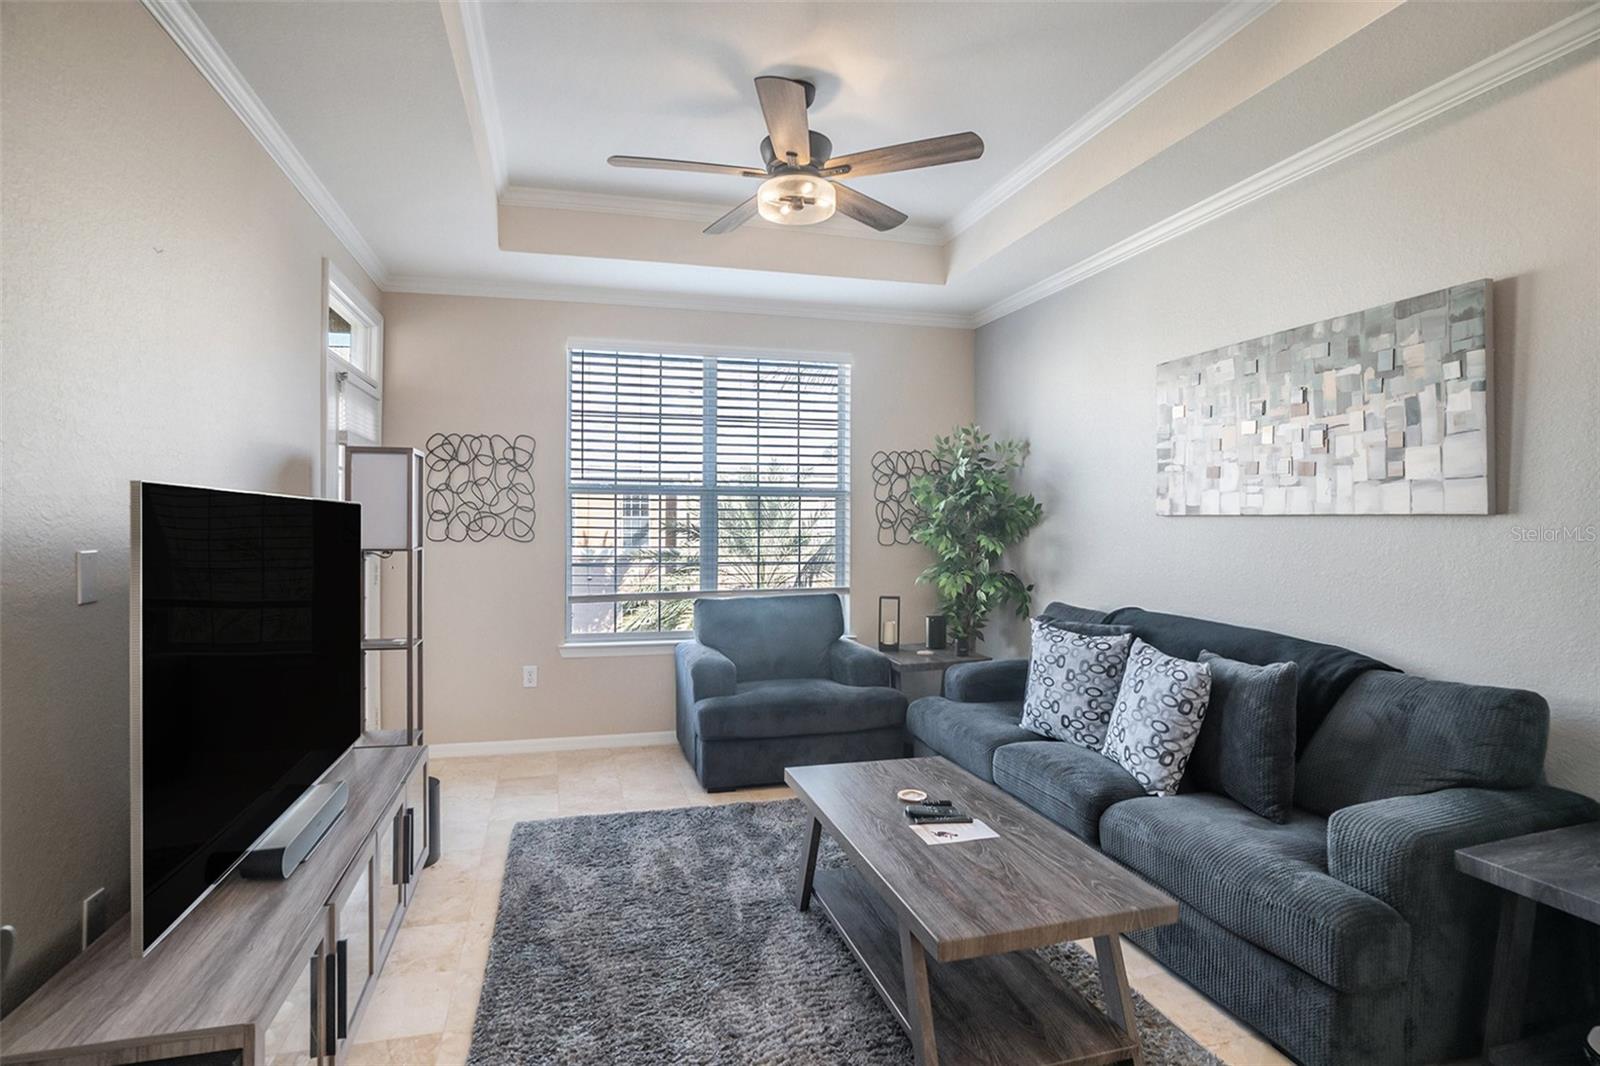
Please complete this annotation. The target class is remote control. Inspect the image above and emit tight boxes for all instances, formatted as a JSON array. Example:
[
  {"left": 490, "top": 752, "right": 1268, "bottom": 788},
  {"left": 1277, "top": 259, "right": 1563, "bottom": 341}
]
[
  {"left": 904, "top": 803, "right": 963, "bottom": 819},
  {"left": 908, "top": 812, "right": 973, "bottom": 825}
]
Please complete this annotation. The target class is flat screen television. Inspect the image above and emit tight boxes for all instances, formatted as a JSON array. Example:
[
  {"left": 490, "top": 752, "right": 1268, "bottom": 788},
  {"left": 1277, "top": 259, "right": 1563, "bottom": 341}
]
[{"left": 131, "top": 481, "right": 362, "bottom": 954}]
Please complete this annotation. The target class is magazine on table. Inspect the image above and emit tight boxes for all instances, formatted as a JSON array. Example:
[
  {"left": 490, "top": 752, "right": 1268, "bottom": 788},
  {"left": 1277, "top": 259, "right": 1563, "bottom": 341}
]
[{"left": 910, "top": 820, "right": 999, "bottom": 845}]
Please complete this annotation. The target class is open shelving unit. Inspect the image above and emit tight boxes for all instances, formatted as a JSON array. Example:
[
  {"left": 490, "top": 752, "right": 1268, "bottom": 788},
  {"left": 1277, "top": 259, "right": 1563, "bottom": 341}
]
[{"left": 346, "top": 446, "right": 425, "bottom": 748}]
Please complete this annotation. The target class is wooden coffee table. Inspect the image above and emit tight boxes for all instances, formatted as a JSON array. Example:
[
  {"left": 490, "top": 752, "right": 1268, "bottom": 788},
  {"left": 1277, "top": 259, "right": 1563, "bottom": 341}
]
[{"left": 786, "top": 756, "right": 1178, "bottom": 1066}]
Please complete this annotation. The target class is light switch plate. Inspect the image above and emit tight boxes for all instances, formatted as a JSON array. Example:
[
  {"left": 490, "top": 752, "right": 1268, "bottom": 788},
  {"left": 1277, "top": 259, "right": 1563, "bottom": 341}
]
[
  {"left": 75, "top": 550, "right": 99, "bottom": 605},
  {"left": 81, "top": 888, "right": 106, "bottom": 950}
]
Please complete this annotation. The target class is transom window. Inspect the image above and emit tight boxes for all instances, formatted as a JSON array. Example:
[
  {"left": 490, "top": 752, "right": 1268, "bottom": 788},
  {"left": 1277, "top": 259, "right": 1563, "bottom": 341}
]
[{"left": 566, "top": 347, "right": 851, "bottom": 640}]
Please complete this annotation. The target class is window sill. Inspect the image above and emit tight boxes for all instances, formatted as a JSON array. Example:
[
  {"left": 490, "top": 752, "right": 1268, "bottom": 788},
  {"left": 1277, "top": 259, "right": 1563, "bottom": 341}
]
[{"left": 560, "top": 639, "right": 682, "bottom": 659}]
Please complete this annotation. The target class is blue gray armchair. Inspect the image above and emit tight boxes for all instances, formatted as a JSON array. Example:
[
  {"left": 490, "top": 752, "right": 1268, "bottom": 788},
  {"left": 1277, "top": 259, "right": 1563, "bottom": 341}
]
[{"left": 675, "top": 593, "right": 909, "bottom": 790}]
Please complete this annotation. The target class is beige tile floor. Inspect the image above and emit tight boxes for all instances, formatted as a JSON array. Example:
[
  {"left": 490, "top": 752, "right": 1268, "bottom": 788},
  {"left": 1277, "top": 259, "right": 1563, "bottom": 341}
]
[{"left": 347, "top": 745, "right": 1293, "bottom": 1066}]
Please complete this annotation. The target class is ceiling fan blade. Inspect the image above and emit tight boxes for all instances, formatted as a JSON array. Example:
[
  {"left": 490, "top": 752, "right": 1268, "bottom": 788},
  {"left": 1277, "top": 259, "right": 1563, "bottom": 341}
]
[
  {"left": 704, "top": 196, "right": 759, "bottom": 235},
  {"left": 753, "top": 77, "right": 811, "bottom": 165},
  {"left": 832, "top": 182, "right": 908, "bottom": 232},
  {"left": 821, "top": 132, "right": 984, "bottom": 178},
  {"left": 608, "top": 155, "right": 765, "bottom": 178}
]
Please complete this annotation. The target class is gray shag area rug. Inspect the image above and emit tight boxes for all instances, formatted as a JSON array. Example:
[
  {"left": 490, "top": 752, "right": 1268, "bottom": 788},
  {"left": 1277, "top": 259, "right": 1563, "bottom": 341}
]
[{"left": 469, "top": 800, "right": 1222, "bottom": 1065}]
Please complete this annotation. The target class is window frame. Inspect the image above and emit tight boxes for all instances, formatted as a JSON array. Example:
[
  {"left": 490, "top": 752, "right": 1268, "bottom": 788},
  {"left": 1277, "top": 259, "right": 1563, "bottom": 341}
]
[
  {"left": 563, "top": 339, "right": 853, "bottom": 645},
  {"left": 320, "top": 261, "right": 383, "bottom": 500}
]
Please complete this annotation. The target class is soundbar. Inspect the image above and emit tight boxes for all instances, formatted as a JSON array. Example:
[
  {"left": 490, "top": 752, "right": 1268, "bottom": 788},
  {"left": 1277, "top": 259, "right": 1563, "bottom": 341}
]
[{"left": 239, "top": 780, "right": 348, "bottom": 880}]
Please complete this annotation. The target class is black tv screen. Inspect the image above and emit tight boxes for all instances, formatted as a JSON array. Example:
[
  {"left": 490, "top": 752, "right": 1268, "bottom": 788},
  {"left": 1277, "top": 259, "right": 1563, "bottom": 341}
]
[{"left": 133, "top": 482, "right": 361, "bottom": 953}]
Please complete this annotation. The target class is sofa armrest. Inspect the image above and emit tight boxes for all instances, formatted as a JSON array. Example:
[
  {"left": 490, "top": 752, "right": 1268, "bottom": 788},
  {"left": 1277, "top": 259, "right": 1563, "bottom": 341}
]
[
  {"left": 675, "top": 640, "right": 737, "bottom": 702},
  {"left": 945, "top": 658, "right": 1028, "bottom": 703},
  {"left": 1327, "top": 786, "right": 1599, "bottom": 912},
  {"left": 829, "top": 639, "right": 892, "bottom": 688}
]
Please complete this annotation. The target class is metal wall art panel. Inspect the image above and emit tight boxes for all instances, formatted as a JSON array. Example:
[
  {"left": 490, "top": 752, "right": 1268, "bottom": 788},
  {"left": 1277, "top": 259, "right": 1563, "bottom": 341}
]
[
  {"left": 425, "top": 432, "right": 536, "bottom": 541},
  {"left": 1155, "top": 280, "right": 1493, "bottom": 516}
]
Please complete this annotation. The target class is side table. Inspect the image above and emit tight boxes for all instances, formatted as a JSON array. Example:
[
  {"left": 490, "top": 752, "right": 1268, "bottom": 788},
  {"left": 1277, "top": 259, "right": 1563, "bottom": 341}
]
[
  {"left": 879, "top": 643, "right": 990, "bottom": 696},
  {"left": 1455, "top": 821, "right": 1600, "bottom": 1065}
]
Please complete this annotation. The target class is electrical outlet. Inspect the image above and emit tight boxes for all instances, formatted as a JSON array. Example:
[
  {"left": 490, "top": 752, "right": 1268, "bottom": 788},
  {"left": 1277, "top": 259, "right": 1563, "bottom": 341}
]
[
  {"left": 81, "top": 888, "right": 106, "bottom": 951},
  {"left": 521, "top": 665, "right": 538, "bottom": 688}
]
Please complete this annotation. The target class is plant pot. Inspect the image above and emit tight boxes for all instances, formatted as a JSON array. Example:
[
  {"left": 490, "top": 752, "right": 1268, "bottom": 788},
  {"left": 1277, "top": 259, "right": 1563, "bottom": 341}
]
[{"left": 954, "top": 635, "right": 973, "bottom": 656}]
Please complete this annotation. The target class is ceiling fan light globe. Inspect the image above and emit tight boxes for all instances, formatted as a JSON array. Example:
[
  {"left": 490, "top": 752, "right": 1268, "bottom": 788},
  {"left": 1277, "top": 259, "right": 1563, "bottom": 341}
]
[{"left": 757, "top": 174, "right": 835, "bottom": 226}]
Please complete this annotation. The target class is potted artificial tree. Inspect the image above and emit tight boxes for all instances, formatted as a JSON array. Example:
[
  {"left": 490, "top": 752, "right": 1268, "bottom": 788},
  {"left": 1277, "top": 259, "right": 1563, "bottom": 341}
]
[{"left": 909, "top": 425, "right": 1043, "bottom": 655}]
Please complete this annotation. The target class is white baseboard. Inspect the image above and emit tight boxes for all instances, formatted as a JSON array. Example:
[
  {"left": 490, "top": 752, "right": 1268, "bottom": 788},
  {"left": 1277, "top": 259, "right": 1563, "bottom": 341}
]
[{"left": 429, "top": 730, "right": 677, "bottom": 758}]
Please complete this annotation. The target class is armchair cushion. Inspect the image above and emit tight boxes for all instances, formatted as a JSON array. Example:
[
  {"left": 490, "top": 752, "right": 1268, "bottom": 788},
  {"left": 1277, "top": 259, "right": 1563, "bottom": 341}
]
[
  {"left": 945, "top": 659, "right": 1027, "bottom": 703},
  {"left": 1101, "top": 794, "right": 1410, "bottom": 992},
  {"left": 692, "top": 679, "right": 906, "bottom": 741},
  {"left": 694, "top": 593, "right": 844, "bottom": 682},
  {"left": 829, "top": 639, "right": 893, "bottom": 688},
  {"left": 675, "top": 640, "right": 737, "bottom": 702},
  {"left": 905, "top": 697, "right": 1033, "bottom": 782},
  {"left": 1297, "top": 672, "right": 1550, "bottom": 814}
]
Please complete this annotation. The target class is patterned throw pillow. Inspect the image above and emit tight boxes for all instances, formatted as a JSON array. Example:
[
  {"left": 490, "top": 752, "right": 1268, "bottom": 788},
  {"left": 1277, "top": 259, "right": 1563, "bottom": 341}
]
[
  {"left": 1020, "top": 617, "right": 1134, "bottom": 748},
  {"left": 1104, "top": 639, "right": 1212, "bottom": 796}
]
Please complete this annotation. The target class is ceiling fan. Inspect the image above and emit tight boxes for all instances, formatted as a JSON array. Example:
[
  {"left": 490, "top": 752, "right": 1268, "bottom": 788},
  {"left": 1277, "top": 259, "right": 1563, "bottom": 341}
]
[{"left": 607, "top": 76, "right": 984, "bottom": 235}]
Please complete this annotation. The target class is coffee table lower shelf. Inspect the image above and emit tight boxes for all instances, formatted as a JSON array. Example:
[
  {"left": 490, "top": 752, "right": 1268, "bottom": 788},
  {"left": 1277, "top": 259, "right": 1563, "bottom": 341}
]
[{"left": 811, "top": 864, "right": 1138, "bottom": 1066}]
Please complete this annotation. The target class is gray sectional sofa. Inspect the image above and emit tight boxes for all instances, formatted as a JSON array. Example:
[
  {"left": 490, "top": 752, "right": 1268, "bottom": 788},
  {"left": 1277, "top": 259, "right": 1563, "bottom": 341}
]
[
  {"left": 907, "top": 601, "right": 1599, "bottom": 1066},
  {"left": 676, "top": 593, "right": 907, "bottom": 790}
]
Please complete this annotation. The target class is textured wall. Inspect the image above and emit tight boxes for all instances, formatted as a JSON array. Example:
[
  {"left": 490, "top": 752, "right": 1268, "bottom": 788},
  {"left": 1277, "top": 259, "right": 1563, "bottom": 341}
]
[
  {"left": 379, "top": 293, "right": 974, "bottom": 744},
  {"left": 975, "top": 51, "right": 1599, "bottom": 797},
  {"left": 0, "top": 2, "right": 379, "bottom": 1012}
]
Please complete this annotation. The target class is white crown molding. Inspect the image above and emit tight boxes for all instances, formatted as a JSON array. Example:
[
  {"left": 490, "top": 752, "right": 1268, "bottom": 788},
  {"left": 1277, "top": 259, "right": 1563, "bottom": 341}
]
[
  {"left": 451, "top": 0, "right": 508, "bottom": 193},
  {"left": 944, "top": 0, "right": 1275, "bottom": 239},
  {"left": 973, "top": 3, "right": 1600, "bottom": 327},
  {"left": 141, "top": 0, "right": 388, "bottom": 285},
  {"left": 430, "top": 730, "right": 677, "bottom": 758},
  {"left": 500, "top": 185, "right": 948, "bottom": 246},
  {"left": 383, "top": 274, "right": 977, "bottom": 330}
]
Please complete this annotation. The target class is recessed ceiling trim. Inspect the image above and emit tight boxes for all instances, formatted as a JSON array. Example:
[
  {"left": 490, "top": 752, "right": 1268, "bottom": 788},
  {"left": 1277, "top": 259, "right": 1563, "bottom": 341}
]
[
  {"left": 973, "top": 3, "right": 1600, "bottom": 327},
  {"left": 384, "top": 274, "right": 976, "bottom": 330},
  {"left": 449, "top": 0, "right": 508, "bottom": 193},
  {"left": 945, "top": 0, "right": 1276, "bottom": 239},
  {"left": 140, "top": 0, "right": 388, "bottom": 284},
  {"left": 499, "top": 185, "right": 946, "bottom": 245}
]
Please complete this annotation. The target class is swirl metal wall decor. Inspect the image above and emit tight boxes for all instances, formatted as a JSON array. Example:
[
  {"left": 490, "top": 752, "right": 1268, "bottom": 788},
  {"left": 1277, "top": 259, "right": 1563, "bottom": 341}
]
[
  {"left": 871, "top": 449, "right": 944, "bottom": 546},
  {"left": 424, "top": 433, "right": 536, "bottom": 543}
]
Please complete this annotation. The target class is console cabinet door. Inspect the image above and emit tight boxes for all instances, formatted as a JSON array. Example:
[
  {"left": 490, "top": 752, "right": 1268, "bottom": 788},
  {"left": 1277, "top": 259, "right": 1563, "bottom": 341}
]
[
  {"left": 329, "top": 839, "right": 378, "bottom": 1060},
  {"left": 259, "top": 920, "right": 330, "bottom": 1066},
  {"left": 402, "top": 760, "right": 428, "bottom": 902},
  {"left": 375, "top": 795, "right": 404, "bottom": 952}
]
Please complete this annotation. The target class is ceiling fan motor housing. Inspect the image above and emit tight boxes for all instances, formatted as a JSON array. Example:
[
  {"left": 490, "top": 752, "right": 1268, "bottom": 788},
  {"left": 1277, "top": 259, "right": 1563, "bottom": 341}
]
[{"left": 760, "top": 131, "right": 834, "bottom": 171}]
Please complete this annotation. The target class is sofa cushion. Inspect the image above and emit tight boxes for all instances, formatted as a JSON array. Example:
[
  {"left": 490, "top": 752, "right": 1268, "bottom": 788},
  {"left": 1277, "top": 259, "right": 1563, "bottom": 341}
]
[
  {"left": 1295, "top": 672, "right": 1549, "bottom": 815},
  {"left": 1104, "top": 607, "right": 1394, "bottom": 753},
  {"left": 693, "top": 679, "right": 905, "bottom": 741},
  {"left": 1188, "top": 653, "right": 1298, "bottom": 823},
  {"left": 906, "top": 697, "right": 1032, "bottom": 782},
  {"left": 1103, "top": 640, "right": 1212, "bottom": 797},
  {"left": 1020, "top": 619, "right": 1134, "bottom": 748},
  {"left": 991, "top": 740, "right": 1146, "bottom": 843},
  {"left": 1038, "top": 601, "right": 1111, "bottom": 627},
  {"left": 694, "top": 593, "right": 844, "bottom": 682},
  {"left": 1099, "top": 794, "right": 1410, "bottom": 992}
]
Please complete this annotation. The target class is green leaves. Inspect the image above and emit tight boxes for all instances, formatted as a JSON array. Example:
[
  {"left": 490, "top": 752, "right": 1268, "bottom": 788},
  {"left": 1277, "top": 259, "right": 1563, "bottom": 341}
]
[{"left": 909, "top": 424, "right": 1044, "bottom": 643}]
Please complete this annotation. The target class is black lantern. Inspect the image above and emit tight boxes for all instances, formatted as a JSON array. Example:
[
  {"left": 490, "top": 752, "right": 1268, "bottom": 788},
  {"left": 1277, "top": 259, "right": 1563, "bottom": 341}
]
[
  {"left": 877, "top": 595, "right": 901, "bottom": 652},
  {"left": 925, "top": 614, "right": 948, "bottom": 651}
]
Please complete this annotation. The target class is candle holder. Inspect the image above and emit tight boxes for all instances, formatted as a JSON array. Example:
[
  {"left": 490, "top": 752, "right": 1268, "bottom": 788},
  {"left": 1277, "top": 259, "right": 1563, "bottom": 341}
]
[
  {"left": 877, "top": 595, "right": 901, "bottom": 652},
  {"left": 925, "top": 614, "right": 948, "bottom": 651}
]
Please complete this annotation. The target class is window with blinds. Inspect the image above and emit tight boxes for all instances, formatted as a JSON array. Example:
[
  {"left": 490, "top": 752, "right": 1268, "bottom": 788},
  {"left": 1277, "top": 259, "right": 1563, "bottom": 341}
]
[{"left": 568, "top": 348, "right": 850, "bottom": 639}]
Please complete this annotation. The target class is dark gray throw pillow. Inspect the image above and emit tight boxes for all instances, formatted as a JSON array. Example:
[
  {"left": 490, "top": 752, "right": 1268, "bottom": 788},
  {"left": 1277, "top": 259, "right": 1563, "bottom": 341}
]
[{"left": 1188, "top": 651, "right": 1298, "bottom": 823}]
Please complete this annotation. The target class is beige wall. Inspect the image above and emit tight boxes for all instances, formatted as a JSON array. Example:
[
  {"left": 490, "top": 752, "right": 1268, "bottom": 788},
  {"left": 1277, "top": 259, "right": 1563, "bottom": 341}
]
[
  {"left": 379, "top": 293, "right": 974, "bottom": 745},
  {"left": 0, "top": 1, "right": 380, "bottom": 1012},
  {"left": 975, "top": 51, "right": 1600, "bottom": 797}
]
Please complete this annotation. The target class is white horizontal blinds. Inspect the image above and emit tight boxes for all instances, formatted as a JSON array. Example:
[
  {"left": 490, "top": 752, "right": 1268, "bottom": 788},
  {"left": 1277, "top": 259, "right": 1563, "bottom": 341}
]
[
  {"left": 567, "top": 349, "right": 850, "bottom": 639},
  {"left": 337, "top": 374, "right": 381, "bottom": 446},
  {"left": 713, "top": 359, "right": 849, "bottom": 592}
]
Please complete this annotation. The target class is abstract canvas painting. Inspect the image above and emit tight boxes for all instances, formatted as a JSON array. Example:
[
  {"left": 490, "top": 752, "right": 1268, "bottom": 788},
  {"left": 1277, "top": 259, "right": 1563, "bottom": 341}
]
[{"left": 1155, "top": 280, "right": 1493, "bottom": 516}]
